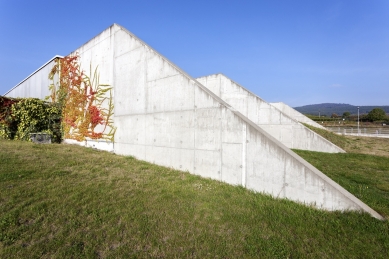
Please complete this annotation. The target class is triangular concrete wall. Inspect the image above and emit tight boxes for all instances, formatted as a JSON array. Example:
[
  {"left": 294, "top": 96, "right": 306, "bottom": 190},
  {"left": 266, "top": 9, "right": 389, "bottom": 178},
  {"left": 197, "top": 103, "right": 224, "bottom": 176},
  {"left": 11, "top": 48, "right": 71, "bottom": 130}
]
[
  {"left": 270, "top": 102, "right": 326, "bottom": 129},
  {"left": 4, "top": 24, "right": 383, "bottom": 219},
  {"left": 196, "top": 74, "right": 343, "bottom": 153},
  {"left": 4, "top": 56, "right": 62, "bottom": 98}
]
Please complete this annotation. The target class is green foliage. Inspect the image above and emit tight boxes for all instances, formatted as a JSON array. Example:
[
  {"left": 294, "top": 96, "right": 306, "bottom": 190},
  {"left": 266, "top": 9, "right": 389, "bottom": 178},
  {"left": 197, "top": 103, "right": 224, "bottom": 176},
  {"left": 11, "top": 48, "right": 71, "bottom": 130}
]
[
  {"left": 305, "top": 114, "right": 337, "bottom": 122},
  {"left": 366, "top": 108, "right": 386, "bottom": 122},
  {"left": 343, "top": 111, "right": 350, "bottom": 118},
  {"left": 8, "top": 98, "right": 62, "bottom": 143},
  {"left": 0, "top": 96, "right": 18, "bottom": 140},
  {"left": 0, "top": 117, "right": 17, "bottom": 140},
  {"left": 0, "top": 123, "right": 12, "bottom": 139},
  {"left": 295, "top": 103, "right": 389, "bottom": 117}
]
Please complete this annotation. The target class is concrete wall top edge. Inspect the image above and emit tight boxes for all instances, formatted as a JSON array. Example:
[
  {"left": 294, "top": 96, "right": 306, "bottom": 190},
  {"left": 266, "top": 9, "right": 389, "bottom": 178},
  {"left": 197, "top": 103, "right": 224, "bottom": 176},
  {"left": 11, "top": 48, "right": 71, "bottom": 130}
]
[
  {"left": 114, "top": 24, "right": 235, "bottom": 112},
  {"left": 198, "top": 74, "right": 345, "bottom": 153},
  {"left": 198, "top": 74, "right": 303, "bottom": 125},
  {"left": 243, "top": 116, "right": 382, "bottom": 219},
  {"left": 69, "top": 24, "right": 120, "bottom": 58},
  {"left": 254, "top": 123, "right": 349, "bottom": 202},
  {"left": 4, "top": 55, "right": 63, "bottom": 96},
  {"left": 270, "top": 102, "right": 326, "bottom": 130},
  {"left": 198, "top": 73, "right": 268, "bottom": 103},
  {"left": 303, "top": 126, "right": 346, "bottom": 153},
  {"left": 108, "top": 26, "right": 329, "bottom": 161}
]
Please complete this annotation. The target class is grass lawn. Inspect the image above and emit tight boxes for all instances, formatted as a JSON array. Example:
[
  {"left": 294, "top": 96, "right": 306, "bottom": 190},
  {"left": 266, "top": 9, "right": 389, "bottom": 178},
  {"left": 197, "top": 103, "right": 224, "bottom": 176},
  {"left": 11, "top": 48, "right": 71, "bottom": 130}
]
[
  {"left": 294, "top": 150, "right": 389, "bottom": 218},
  {"left": 1, "top": 139, "right": 389, "bottom": 258}
]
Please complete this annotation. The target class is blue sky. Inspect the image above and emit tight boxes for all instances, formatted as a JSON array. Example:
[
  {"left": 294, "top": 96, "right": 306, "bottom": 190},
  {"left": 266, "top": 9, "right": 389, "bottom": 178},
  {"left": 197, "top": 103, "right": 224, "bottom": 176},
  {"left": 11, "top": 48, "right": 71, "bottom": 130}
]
[{"left": 1, "top": 0, "right": 388, "bottom": 107}]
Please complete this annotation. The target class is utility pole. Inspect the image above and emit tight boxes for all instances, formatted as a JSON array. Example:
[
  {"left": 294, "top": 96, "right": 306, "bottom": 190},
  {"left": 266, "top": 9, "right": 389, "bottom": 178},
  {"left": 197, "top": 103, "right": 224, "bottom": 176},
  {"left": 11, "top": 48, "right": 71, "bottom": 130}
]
[{"left": 357, "top": 106, "right": 360, "bottom": 135}]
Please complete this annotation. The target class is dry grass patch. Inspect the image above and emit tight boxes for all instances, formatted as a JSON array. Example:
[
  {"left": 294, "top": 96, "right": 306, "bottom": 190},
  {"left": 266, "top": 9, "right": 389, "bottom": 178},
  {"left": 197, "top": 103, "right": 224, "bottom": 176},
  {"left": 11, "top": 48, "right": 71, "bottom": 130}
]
[
  {"left": 344, "top": 136, "right": 389, "bottom": 157},
  {"left": 304, "top": 123, "right": 389, "bottom": 157}
]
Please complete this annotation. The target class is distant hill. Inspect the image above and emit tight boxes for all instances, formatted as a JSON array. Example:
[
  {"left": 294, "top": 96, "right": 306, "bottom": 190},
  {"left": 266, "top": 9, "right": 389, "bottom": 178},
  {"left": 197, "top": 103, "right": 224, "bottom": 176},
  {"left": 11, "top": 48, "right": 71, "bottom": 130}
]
[{"left": 293, "top": 103, "right": 389, "bottom": 117}]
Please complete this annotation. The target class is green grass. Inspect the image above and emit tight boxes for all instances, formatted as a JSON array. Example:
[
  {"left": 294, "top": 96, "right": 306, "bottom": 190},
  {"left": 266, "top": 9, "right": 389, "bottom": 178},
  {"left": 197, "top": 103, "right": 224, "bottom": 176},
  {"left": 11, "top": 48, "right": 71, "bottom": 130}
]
[
  {"left": 294, "top": 150, "right": 389, "bottom": 219},
  {"left": 298, "top": 124, "right": 389, "bottom": 218},
  {"left": 1, "top": 139, "right": 389, "bottom": 258},
  {"left": 303, "top": 123, "right": 349, "bottom": 150}
]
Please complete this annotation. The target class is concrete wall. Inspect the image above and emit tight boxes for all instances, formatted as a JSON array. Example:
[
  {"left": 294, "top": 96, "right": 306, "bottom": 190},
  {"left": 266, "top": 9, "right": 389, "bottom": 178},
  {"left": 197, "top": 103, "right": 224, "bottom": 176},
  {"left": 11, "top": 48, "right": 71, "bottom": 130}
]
[
  {"left": 271, "top": 102, "right": 326, "bottom": 129},
  {"left": 67, "top": 25, "right": 117, "bottom": 150},
  {"left": 196, "top": 74, "right": 344, "bottom": 153},
  {"left": 107, "top": 25, "right": 381, "bottom": 219},
  {"left": 5, "top": 56, "right": 62, "bottom": 99},
  {"left": 4, "top": 24, "right": 383, "bottom": 219},
  {"left": 63, "top": 139, "right": 114, "bottom": 152}
]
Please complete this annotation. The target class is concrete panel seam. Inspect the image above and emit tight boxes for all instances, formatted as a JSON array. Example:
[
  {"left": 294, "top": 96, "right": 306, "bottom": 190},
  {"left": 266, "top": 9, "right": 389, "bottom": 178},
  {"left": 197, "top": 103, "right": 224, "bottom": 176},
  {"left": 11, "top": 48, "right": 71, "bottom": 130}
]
[
  {"left": 193, "top": 82, "right": 197, "bottom": 174},
  {"left": 203, "top": 73, "right": 268, "bottom": 103},
  {"left": 114, "top": 107, "right": 222, "bottom": 117},
  {"left": 113, "top": 45, "right": 144, "bottom": 59},
  {"left": 147, "top": 74, "right": 182, "bottom": 83},
  {"left": 219, "top": 108, "right": 223, "bottom": 181},
  {"left": 242, "top": 123, "right": 247, "bottom": 187},
  {"left": 115, "top": 142, "right": 221, "bottom": 152}
]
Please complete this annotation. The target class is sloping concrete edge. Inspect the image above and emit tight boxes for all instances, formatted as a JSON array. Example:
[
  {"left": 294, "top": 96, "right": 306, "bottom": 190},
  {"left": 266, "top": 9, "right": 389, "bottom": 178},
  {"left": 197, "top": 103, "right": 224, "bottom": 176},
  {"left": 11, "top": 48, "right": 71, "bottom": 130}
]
[
  {"left": 116, "top": 25, "right": 382, "bottom": 219},
  {"left": 4, "top": 55, "right": 63, "bottom": 96},
  {"left": 239, "top": 114, "right": 383, "bottom": 220},
  {"left": 270, "top": 102, "right": 327, "bottom": 129},
  {"left": 197, "top": 73, "right": 346, "bottom": 153}
]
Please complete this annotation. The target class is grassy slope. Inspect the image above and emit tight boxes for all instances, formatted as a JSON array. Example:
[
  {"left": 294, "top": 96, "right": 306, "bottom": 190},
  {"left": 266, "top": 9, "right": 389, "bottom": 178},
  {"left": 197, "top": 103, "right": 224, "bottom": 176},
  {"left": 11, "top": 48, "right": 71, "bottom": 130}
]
[
  {"left": 294, "top": 150, "right": 389, "bottom": 218},
  {"left": 298, "top": 124, "right": 389, "bottom": 218},
  {"left": 1, "top": 139, "right": 389, "bottom": 258},
  {"left": 303, "top": 123, "right": 349, "bottom": 150}
]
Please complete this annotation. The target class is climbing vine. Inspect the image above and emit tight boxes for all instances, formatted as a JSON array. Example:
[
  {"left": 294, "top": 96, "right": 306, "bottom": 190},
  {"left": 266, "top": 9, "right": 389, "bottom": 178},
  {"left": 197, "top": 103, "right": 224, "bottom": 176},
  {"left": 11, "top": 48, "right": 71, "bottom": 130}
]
[
  {"left": 11, "top": 98, "right": 61, "bottom": 141},
  {"left": 0, "top": 96, "right": 61, "bottom": 142},
  {"left": 48, "top": 55, "right": 115, "bottom": 142},
  {"left": 0, "top": 96, "right": 19, "bottom": 139}
]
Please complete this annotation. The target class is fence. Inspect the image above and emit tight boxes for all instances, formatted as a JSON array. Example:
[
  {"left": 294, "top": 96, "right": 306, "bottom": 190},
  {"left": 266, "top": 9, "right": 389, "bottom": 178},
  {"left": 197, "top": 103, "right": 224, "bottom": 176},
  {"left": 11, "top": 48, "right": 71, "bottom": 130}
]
[{"left": 326, "top": 126, "right": 389, "bottom": 138}]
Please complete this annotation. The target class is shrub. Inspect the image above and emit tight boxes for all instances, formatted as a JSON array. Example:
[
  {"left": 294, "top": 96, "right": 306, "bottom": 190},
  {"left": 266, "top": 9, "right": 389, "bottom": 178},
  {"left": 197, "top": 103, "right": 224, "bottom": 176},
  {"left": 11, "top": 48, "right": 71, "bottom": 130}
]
[
  {"left": 0, "top": 97, "right": 62, "bottom": 143},
  {"left": 0, "top": 96, "right": 19, "bottom": 140},
  {"left": 366, "top": 108, "right": 386, "bottom": 122}
]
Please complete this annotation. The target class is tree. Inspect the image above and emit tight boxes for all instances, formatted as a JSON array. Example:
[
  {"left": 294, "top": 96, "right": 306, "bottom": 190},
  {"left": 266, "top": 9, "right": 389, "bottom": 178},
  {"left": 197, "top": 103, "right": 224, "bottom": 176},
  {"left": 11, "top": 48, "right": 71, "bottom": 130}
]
[
  {"left": 342, "top": 111, "right": 350, "bottom": 118},
  {"left": 331, "top": 113, "right": 338, "bottom": 118},
  {"left": 366, "top": 108, "right": 386, "bottom": 122}
]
